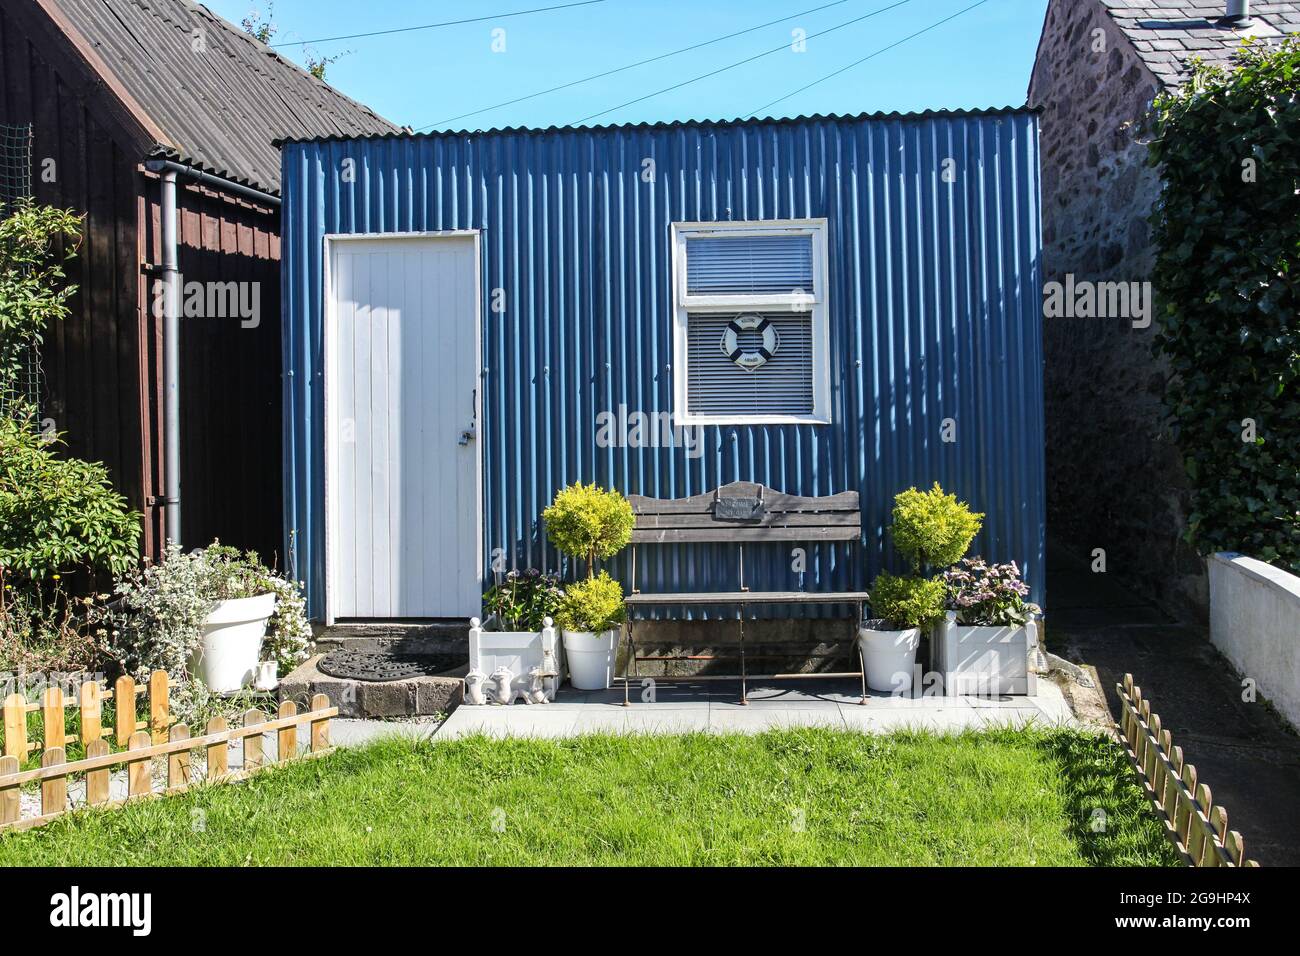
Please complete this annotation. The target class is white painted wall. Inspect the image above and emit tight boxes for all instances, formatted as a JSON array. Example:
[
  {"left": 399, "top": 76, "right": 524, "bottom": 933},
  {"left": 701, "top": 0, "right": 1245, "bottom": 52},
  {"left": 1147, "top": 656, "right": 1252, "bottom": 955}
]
[{"left": 1209, "top": 552, "right": 1300, "bottom": 731}]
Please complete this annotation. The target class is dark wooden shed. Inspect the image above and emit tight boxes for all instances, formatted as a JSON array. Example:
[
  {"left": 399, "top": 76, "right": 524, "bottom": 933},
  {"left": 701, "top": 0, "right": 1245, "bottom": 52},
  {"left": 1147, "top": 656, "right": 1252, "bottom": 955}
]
[{"left": 0, "top": 0, "right": 398, "bottom": 563}]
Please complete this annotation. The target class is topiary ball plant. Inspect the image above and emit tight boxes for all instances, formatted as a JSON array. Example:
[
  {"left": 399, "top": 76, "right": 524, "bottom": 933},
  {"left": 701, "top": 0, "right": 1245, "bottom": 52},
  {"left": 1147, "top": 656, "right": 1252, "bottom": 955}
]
[
  {"left": 543, "top": 482, "right": 634, "bottom": 578},
  {"left": 555, "top": 571, "right": 626, "bottom": 634},
  {"left": 889, "top": 483, "right": 983, "bottom": 574},
  {"left": 866, "top": 571, "right": 946, "bottom": 631}
]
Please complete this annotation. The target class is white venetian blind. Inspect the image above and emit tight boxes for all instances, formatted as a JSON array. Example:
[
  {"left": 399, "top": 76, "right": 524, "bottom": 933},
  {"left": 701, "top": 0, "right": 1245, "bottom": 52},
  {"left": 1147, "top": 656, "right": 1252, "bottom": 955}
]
[
  {"left": 685, "top": 234, "right": 814, "bottom": 296},
  {"left": 686, "top": 312, "right": 814, "bottom": 416}
]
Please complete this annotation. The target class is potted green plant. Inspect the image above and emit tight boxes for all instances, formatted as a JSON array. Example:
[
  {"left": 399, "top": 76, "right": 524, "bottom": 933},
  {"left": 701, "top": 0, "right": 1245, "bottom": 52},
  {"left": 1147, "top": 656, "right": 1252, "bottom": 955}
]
[
  {"left": 861, "top": 572, "right": 946, "bottom": 692},
  {"left": 542, "top": 481, "right": 634, "bottom": 579},
  {"left": 860, "top": 484, "right": 982, "bottom": 692},
  {"left": 936, "top": 557, "right": 1041, "bottom": 696},
  {"left": 555, "top": 571, "right": 626, "bottom": 690},
  {"left": 111, "top": 543, "right": 311, "bottom": 698},
  {"left": 543, "top": 482, "right": 634, "bottom": 689}
]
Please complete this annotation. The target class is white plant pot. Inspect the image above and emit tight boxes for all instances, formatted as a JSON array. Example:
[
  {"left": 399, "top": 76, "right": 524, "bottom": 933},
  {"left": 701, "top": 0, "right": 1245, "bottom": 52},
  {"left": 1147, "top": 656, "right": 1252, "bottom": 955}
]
[
  {"left": 190, "top": 593, "right": 276, "bottom": 694},
  {"left": 466, "top": 618, "right": 563, "bottom": 704},
  {"left": 931, "top": 611, "right": 1038, "bottom": 696},
  {"left": 858, "top": 625, "right": 921, "bottom": 693},
  {"left": 563, "top": 629, "right": 619, "bottom": 691}
]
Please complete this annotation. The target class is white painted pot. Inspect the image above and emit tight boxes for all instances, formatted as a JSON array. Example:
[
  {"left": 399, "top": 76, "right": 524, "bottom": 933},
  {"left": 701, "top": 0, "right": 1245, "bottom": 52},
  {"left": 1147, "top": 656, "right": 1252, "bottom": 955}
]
[
  {"left": 562, "top": 629, "right": 619, "bottom": 690},
  {"left": 466, "top": 617, "right": 563, "bottom": 704},
  {"left": 931, "top": 611, "right": 1037, "bottom": 696},
  {"left": 858, "top": 625, "right": 921, "bottom": 693},
  {"left": 189, "top": 593, "right": 276, "bottom": 694}
]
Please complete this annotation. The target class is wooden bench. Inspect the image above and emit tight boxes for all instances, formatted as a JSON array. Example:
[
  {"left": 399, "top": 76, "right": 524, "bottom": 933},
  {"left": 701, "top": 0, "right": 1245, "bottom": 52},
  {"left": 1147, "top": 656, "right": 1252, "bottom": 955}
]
[{"left": 623, "top": 481, "right": 869, "bottom": 705}]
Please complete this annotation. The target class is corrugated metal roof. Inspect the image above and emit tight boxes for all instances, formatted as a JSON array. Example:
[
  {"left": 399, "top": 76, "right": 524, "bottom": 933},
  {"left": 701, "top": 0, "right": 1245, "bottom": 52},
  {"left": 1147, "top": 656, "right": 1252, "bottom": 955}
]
[
  {"left": 1102, "top": 0, "right": 1300, "bottom": 86},
  {"left": 49, "top": 0, "right": 400, "bottom": 192},
  {"left": 275, "top": 105, "right": 1040, "bottom": 144}
]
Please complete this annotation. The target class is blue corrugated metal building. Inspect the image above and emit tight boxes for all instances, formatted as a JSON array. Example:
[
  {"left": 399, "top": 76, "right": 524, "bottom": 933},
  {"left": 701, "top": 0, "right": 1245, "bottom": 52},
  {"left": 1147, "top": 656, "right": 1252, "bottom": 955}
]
[{"left": 279, "top": 108, "right": 1045, "bottom": 623}]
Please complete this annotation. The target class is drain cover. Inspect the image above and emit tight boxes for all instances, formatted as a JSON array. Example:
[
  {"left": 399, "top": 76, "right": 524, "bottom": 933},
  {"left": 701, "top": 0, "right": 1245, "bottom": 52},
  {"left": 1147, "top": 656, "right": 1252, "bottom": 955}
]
[{"left": 317, "top": 650, "right": 462, "bottom": 682}]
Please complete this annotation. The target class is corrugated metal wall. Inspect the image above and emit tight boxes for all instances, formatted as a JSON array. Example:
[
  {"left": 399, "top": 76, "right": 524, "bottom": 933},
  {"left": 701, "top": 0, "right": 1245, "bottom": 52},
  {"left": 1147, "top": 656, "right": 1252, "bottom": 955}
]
[{"left": 281, "top": 109, "right": 1045, "bottom": 621}]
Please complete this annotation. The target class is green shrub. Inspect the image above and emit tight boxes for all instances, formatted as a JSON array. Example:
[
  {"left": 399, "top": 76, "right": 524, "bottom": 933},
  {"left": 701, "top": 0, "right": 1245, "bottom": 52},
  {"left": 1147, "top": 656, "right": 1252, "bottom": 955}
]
[
  {"left": 481, "top": 569, "right": 564, "bottom": 631},
  {"left": 866, "top": 572, "right": 946, "bottom": 631},
  {"left": 543, "top": 482, "right": 634, "bottom": 577},
  {"left": 1150, "top": 37, "right": 1300, "bottom": 572},
  {"left": 0, "top": 415, "right": 141, "bottom": 579},
  {"left": 555, "top": 571, "right": 626, "bottom": 633},
  {"left": 108, "top": 542, "right": 312, "bottom": 721},
  {"left": 0, "top": 200, "right": 82, "bottom": 406},
  {"left": 889, "top": 483, "right": 983, "bottom": 573}
]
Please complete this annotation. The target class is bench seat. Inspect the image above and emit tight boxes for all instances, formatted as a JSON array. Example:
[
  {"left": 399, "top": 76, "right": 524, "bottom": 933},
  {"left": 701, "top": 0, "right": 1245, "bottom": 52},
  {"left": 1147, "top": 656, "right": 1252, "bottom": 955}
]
[{"left": 622, "top": 481, "right": 868, "bottom": 704}]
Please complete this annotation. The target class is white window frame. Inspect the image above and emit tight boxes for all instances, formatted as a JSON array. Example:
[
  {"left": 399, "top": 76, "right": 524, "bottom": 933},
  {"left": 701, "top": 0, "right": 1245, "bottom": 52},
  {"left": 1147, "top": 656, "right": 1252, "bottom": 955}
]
[{"left": 671, "top": 218, "right": 831, "bottom": 426}]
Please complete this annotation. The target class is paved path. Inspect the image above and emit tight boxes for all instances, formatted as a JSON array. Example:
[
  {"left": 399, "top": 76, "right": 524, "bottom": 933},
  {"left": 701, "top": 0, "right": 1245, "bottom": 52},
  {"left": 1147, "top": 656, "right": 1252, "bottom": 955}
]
[
  {"left": 1047, "top": 544, "right": 1300, "bottom": 866},
  {"left": 435, "top": 678, "right": 1076, "bottom": 739}
]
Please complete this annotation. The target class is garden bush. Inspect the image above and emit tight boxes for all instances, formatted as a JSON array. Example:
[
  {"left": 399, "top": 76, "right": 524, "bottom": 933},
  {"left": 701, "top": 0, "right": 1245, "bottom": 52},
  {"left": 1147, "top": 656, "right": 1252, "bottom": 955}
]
[
  {"left": 889, "top": 483, "right": 983, "bottom": 573},
  {"left": 1150, "top": 37, "right": 1300, "bottom": 571},
  {"left": 0, "top": 200, "right": 81, "bottom": 406},
  {"left": 0, "top": 413, "right": 140, "bottom": 579},
  {"left": 481, "top": 569, "right": 564, "bottom": 631},
  {"left": 108, "top": 542, "right": 312, "bottom": 723},
  {"left": 865, "top": 572, "right": 945, "bottom": 631},
  {"left": 543, "top": 482, "right": 634, "bottom": 576},
  {"left": 556, "top": 571, "right": 626, "bottom": 633}
]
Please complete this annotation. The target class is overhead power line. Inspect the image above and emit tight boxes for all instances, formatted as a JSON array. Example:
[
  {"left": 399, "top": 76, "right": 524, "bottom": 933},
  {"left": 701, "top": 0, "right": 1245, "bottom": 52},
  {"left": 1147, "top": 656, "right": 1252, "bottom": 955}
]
[
  {"left": 271, "top": 0, "right": 609, "bottom": 48},
  {"left": 418, "top": 0, "right": 855, "bottom": 131},
  {"left": 750, "top": 0, "right": 993, "bottom": 116},
  {"left": 572, "top": 0, "right": 914, "bottom": 126}
]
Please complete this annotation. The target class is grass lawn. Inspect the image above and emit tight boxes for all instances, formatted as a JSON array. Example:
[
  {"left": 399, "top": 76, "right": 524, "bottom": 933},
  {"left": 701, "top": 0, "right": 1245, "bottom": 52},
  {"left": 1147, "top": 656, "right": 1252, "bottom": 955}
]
[{"left": 0, "top": 727, "right": 1179, "bottom": 866}]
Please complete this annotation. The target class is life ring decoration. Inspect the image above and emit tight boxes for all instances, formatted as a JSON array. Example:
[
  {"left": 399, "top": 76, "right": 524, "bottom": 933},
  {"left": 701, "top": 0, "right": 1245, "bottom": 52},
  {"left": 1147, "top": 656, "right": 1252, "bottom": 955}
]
[{"left": 720, "top": 314, "right": 780, "bottom": 370}]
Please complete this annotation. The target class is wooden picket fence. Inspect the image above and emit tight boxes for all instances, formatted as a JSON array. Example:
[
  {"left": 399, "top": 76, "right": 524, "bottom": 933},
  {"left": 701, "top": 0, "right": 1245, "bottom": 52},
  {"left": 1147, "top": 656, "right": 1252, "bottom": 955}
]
[
  {"left": 1117, "top": 674, "right": 1258, "bottom": 867},
  {"left": 0, "top": 671, "right": 336, "bottom": 832}
]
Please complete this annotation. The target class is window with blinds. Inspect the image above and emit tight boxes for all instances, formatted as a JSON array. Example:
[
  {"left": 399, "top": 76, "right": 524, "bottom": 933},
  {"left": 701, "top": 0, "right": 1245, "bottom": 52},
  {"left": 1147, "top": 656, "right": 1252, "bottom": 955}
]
[
  {"left": 673, "top": 220, "right": 830, "bottom": 423},
  {"left": 686, "top": 312, "right": 813, "bottom": 416},
  {"left": 686, "top": 235, "right": 814, "bottom": 296}
]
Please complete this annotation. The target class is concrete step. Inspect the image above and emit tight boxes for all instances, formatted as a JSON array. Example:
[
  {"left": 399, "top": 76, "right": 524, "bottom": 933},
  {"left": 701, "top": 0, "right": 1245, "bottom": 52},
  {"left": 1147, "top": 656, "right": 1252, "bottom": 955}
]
[{"left": 311, "top": 622, "right": 468, "bottom": 656}]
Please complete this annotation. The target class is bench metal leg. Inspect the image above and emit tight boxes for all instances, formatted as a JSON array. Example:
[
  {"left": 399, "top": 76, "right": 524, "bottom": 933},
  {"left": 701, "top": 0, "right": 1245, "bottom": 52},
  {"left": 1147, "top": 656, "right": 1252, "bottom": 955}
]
[
  {"left": 857, "top": 601, "right": 867, "bottom": 705},
  {"left": 739, "top": 605, "right": 748, "bottom": 705}
]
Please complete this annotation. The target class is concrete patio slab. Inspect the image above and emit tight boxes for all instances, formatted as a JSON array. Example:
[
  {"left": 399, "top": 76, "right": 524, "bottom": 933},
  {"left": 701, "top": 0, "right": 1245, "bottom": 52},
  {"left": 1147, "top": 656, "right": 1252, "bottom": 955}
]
[{"left": 434, "top": 678, "right": 1079, "bottom": 739}]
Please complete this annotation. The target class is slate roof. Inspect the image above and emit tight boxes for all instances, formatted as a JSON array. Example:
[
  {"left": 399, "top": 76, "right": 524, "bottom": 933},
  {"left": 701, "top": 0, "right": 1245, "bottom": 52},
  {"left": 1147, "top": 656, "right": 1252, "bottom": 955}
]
[
  {"left": 1102, "top": 0, "right": 1300, "bottom": 86},
  {"left": 48, "top": 0, "right": 400, "bottom": 193}
]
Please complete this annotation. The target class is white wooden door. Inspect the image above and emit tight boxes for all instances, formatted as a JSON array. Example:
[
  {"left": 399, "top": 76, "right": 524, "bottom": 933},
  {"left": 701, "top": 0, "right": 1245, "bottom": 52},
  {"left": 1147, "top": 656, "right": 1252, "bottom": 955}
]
[{"left": 328, "top": 235, "right": 480, "bottom": 619}]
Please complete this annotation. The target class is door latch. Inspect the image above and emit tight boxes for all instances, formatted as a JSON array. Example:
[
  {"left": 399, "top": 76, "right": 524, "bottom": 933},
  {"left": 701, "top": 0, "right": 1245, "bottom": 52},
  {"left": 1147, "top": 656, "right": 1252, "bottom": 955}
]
[{"left": 459, "top": 427, "right": 476, "bottom": 446}]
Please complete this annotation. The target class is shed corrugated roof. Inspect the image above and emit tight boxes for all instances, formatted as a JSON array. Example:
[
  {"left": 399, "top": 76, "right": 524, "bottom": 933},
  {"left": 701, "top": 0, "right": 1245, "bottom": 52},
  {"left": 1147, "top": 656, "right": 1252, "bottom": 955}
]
[
  {"left": 1102, "top": 0, "right": 1300, "bottom": 86},
  {"left": 275, "top": 105, "right": 1040, "bottom": 146},
  {"left": 49, "top": 0, "right": 400, "bottom": 192}
]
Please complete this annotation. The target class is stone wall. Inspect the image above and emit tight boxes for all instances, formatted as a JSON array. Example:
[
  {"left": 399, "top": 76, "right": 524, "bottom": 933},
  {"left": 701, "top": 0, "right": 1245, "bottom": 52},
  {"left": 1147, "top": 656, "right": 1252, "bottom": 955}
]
[{"left": 1029, "top": 0, "right": 1207, "bottom": 622}]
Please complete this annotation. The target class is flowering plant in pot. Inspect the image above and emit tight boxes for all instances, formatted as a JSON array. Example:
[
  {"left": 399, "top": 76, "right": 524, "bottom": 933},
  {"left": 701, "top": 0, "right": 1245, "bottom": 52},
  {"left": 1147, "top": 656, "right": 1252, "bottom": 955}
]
[
  {"left": 555, "top": 572, "right": 626, "bottom": 690},
  {"left": 935, "top": 558, "right": 1042, "bottom": 696},
  {"left": 109, "top": 543, "right": 311, "bottom": 710},
  {"left": 860, "top": 484, "right": 982, "bottom": 692},
  {"left": 481, "top": 569, "right": 564, "bottom": 632},
  {"left": 544, "top": 482, "right": 634, "bottom": 690}
]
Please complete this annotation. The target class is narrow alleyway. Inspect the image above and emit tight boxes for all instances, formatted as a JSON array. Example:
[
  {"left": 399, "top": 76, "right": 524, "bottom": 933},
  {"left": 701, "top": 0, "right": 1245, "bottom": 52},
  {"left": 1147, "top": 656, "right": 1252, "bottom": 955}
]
[{"left": 1048, "top": 544, "right": 1300, "bottom": 866}]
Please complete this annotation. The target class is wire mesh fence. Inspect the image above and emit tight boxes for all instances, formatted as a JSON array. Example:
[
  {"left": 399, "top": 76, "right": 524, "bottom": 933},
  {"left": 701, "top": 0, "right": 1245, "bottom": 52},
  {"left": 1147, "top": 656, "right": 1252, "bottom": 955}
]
[{"left": 0, "top": 122, "right": 42, "bottom": 418}]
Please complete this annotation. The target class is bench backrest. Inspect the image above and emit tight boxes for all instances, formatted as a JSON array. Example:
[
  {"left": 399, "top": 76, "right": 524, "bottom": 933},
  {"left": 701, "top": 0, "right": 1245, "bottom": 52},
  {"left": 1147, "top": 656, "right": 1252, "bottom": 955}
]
[{"left": 629, "top": 481, "right": 860, "bottom": 544}]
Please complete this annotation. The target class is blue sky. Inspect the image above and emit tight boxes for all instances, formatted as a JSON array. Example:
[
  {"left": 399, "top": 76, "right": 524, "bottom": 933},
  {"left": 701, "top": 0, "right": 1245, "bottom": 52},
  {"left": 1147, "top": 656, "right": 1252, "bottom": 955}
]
[{"left": 207, "top": 0, "right": 1050, "bottom": 130}]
